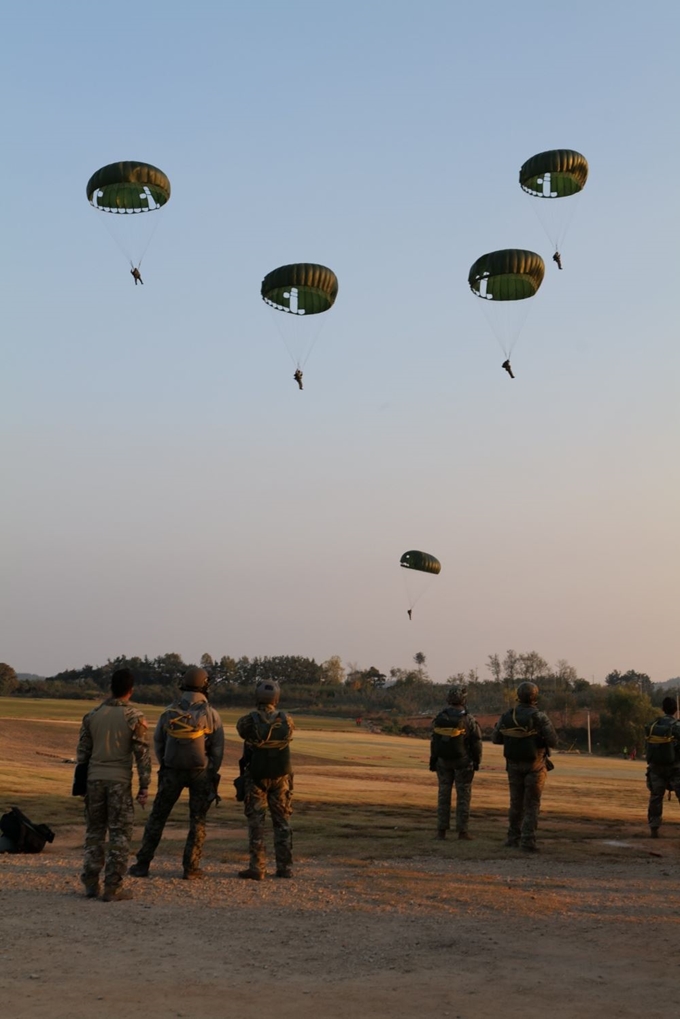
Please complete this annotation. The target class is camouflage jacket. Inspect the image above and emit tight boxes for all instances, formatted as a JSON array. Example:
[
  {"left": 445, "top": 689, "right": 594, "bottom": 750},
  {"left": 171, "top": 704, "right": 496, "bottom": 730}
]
[{"left": 77, "top": 697, "right": 151, "bottom": 789}]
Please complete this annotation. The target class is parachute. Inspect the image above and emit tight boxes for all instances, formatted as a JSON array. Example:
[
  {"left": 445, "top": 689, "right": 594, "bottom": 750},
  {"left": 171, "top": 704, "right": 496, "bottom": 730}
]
[
  {"left": 519, "top": 149, "right": 588, "bottom": 256},
  {"left": 399, "top": 550, "right": 441, "bottom": 618},
  {"left": 468, "top": 249, "right": 545, "bottom": 358},
  {"left": 261, "top": 263, "right": 338, "bottom": 370},
  {"left": 86, "top": 160, "right": 171, "bottom": 272}
]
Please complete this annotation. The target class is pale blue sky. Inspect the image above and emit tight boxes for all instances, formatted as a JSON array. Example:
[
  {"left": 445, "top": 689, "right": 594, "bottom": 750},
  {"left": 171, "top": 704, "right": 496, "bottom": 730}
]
[{"left": 1, "top": 2, "right": 679, "bottom": 683}]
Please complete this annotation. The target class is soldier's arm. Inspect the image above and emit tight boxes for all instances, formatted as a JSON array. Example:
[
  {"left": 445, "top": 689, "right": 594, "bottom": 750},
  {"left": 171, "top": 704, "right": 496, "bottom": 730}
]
[
  {"left": 467, "top": 716, "right": 483, "bottom": 765},
  {"left": 536, "top": 711, "right": 558, "bottom": 748},
  {"left": 491, "top": 719, "right": 504, "bottom": 745},
  {"left": 153, "top": 715, "right": 166, "bottom": 766},
  {"left": 76, "top": 713, "right": 93, "bottom": 765},
  {"left": 207, "top": 710, "right": 225, "bottom": 772},
  {"left": 131, "top": 713, "right": 152, "bottom": 791},
  {"left": 236, "top": 714, "right": 253, "bottom": 741}
]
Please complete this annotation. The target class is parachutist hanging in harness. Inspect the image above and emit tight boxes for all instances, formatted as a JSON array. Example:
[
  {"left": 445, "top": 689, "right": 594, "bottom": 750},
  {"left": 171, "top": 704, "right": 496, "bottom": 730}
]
[
  {"left": 130, "top": 267, "right": 143, "bottom": 285},
  {"left": 502, "top": 359, "right": 515, "bottom": 379},
  {"left": 407, "top": 609, "right": 412, "bottom": 621},
  {"left": 293, "top": 369, "right": 303, "bottom": 390},
  {"left": 552, "top": 251, "right": 563, "bottom": 270}
]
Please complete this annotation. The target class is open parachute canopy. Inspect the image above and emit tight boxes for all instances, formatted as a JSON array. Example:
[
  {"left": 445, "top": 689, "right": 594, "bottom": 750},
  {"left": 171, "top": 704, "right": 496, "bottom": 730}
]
[
  {"left": 519, "top": 149, "right": 588, "bottom": 199},
  {"left": 400, "top": 551, "right": 441, "bottom": 575},
  {"left": 86, "top": 161, "right": 171, "bottom": 213},
  {"left": 468, "top": 249, "right": 545, "bottom": 301},
  {"left": 261, "top": 263, "right": 338, "bottom": 316}
]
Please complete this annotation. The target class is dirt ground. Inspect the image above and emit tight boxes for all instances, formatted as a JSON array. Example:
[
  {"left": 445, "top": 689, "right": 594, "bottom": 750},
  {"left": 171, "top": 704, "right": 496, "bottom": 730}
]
[{"left": 1, "top": 822, "right": 678, "bottom": 1019}]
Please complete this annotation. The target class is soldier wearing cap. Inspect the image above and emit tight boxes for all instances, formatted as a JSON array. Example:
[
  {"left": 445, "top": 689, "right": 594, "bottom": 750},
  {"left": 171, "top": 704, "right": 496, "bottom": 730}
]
[
  {"left": 129, "top": 666, "right": 224, "bottom": 880},
  {"left": 76, "top": 668, "right": 151, "bottom": 901},
  {"left": 492, "top": 682, "right": 557, "bottom": 852},
  {"left": 430, "top": 685, "right": 482, "bottom": 841},
  {"left": 236, "top": 680, "right": 295, "bottom": 880}
]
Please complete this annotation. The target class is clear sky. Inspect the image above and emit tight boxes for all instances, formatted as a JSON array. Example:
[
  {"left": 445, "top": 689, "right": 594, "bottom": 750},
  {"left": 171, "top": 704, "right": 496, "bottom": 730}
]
[{"left": 1, "top": 1, "right": 679, "bottom": 683}]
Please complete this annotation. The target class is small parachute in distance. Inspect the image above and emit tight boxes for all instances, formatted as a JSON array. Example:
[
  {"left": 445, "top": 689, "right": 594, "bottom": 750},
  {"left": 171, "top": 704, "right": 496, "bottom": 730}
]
[
  {"left": 400, "top": 550, "right": 441, "bottom": 620},
  {"left": 86, "top": 161, "right": 171, "bottom": 213},
  {"left": 260, "top": 263, "right": 338, "bottom": 316},
  {"left": 400, "top": 551, "right": 441, "bottom": 574}
]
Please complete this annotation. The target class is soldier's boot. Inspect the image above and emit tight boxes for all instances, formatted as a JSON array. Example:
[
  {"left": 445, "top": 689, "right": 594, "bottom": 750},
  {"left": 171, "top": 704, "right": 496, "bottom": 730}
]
[
  {"left": 650, "top": 828, "right": 659, "bottom": 839},
  {"left": 275, "top": 867, "right": 293, "bottom": 878},
  {"left": 183, "top": 868, "right": 205, "bottom": 880},
  {"left": 238, "top": 867, "right": 265, "bottom": 881},
  {"left": 102, "top": 886, "right": 133, "bottom": 901},
  {"left": 520, "top": 843, "right": 539, "bottom": 853},
  {"left": 504, "top": 838, "right": 520, "bottom": 848},
  {"left": 128, "top": 862, "right": 150, "bottom": 878},
  {"left": 435, "top": 829, "right": 447, "bottom": 840},
  {"left": 82, "top": 879, "right": 100, "bottom": 899},
  {"left": 458, "top": 831, "right": 473, "bottom": 841}
]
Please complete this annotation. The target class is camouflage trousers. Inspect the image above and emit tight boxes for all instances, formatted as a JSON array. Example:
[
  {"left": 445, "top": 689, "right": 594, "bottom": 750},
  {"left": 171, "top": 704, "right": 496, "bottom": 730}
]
[
  {"left": 82, "top": 780, "right": 134, "bottom": 891},
  {"left": 135, "top": 767, "right": 215, "bottom": 873},
  {"left": 506, "top": 763, "right": 547, "bottom": 847},
  {"left": 243, "top": 773, "right": 293, "bottom": 874},
  {"left": 436, "top": 759, "right": 474, "bottom": 833},
  {"left": 646, "top": 765, "right": 680, "bottom": 829}
]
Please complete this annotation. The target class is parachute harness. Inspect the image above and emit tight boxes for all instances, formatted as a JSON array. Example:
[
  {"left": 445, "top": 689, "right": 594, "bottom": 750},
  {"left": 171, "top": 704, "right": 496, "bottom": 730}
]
[
  {"left": 499, "top": 708, "right": 538, "bottom": 740},
  {"left": 165, "top": 712, "right": 209, "bottom": 740}
]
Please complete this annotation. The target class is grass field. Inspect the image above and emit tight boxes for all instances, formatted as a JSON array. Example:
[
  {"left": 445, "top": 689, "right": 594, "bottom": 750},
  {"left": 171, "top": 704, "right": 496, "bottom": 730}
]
[{"left": 0, "top": 697, "right": 658, "bottom": 865}]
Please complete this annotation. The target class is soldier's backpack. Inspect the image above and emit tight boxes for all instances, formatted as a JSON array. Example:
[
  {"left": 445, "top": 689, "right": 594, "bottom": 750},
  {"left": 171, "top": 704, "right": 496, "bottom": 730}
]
[
  {"left": 247, "top": 711, "right": 293, "bottom": 781},
  {"left": 499, "top": 706, "right": 541, "bottom": 763},
  {"left": 645, "top": 717, "right": 677, "bottom": 766},
  {"left": 431, "top": 708, "right": 469, "bottom": 762},
  {"left": 164, "top": 699, "right": 213, "bottom": 742},
  {"left": 0, "top": 807, "right": 55, "bottom": 854}
]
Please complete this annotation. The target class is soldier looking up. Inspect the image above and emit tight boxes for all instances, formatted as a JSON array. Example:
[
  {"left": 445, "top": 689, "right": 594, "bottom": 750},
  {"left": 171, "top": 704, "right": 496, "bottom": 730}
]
[
  {"left": 645, "top": 696, "right": 680, "bottom": 838},
  {"left": 76, "top": 668, "right": 150, "bottom": 901},
  {"left": 236, "top": 680, "right": 295, "bottom": 880},
  {"left": 129, "top": 666, "right": 224, "bottom": 881},
  {"left": 429, "top": 685, "right": 482, "bottom": 841},
  {"left": 492, "top": 682, "right": 557, "bottom": 852}
]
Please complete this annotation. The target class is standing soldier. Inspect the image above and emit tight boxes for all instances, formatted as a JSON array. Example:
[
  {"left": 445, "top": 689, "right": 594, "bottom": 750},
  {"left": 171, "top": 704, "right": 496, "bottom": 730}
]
[
  {"left": 236, "top": 680, "right": 294, "bottom": 880},
  {"left": 645, "top": 696, "right": 680, "bottom": 838},
  {"left": 429, "top": 684, "right": 482, "bottom": 841},
  {"left": 128, "top": 666, "right": 224, "bottom": 880},
  {"left": 492, "top": 682, "right": 557, "bottom": 852},
  {"left": 76, "top": 668, "right": 150, "bottom": 901}
]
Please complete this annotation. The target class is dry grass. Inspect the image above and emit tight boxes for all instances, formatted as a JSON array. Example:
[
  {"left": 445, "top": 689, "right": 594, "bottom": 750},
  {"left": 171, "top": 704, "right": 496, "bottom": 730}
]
[{"left": 0, "top": 699, "right": 664, "bottom": 866}]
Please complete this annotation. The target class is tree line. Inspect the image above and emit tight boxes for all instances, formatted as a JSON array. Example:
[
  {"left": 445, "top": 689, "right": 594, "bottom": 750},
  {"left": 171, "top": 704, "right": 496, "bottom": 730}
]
[{"left": 1, "top": 651, "right": 677, "bottom": 756}]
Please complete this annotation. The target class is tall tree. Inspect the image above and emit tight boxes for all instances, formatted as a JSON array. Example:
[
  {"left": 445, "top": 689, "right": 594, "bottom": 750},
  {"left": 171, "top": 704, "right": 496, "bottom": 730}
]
[{"left": 0, "top": 662, "right": 18, "bottom": 696}]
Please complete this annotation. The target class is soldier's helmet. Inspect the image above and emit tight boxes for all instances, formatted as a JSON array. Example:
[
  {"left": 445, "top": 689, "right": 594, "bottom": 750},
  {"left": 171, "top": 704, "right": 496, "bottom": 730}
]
[
  {"left": 516, "top": 681, "right": 539, "bottom": 705},
  {"left": 256, "top": 679, "right": 281, "bottom": 706},
  {"left": 447, "top": 684, "right": 467, "bottom": 706},
  {"left": 181, "top": 666, "right": 210, "bottom": 693}
]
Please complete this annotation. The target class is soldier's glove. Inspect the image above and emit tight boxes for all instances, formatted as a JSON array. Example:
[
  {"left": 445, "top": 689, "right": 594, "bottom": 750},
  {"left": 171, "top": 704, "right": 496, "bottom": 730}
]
[
  {"left": 473, "top": 763, "right": 480, "bottom": 772},
  {"left": 429, "top": 757, "right": 438, "bottom": 772}
]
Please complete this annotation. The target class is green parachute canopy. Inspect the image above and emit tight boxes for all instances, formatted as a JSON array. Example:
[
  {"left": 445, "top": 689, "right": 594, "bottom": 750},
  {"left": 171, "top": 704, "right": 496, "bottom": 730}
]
[
  {"left": 519, "top": 149, "right": 588, "bottom": 198},
  {"left": 400, "top": 551, "right": 441, "bottom": 575},
  {"left": 468, "top": 249, "right": 545, "bottom": 301},
  {"left": 86, "top": 161, "right": 171, "bottom": 213},
  {"left": 261, "top": 264, "right": 338, "bottom": 316}
]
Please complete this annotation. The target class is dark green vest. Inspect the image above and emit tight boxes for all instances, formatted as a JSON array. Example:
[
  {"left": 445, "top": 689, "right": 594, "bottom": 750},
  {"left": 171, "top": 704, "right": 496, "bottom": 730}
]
[
  {"left": 499, "top": 704, "right": 540, "bottom": 763},
  {"left": 432, "top": 707, "right": 469, "bottom": 762}
]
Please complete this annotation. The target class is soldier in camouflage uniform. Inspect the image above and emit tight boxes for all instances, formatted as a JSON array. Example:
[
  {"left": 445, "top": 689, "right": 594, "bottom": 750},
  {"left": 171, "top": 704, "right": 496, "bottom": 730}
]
[
  {"left": 76, "top": 668, "right": 151, "bottom": 901},
  {"left": 645, "top": 696, "right": 680, "bottom": 838},
  {"left": 236, "top": 680, "right": 294, "bottom": 880},
  {"left": 429, "top": 685, "right": 482, "bottom": 840},
  {"left": 492, "top": 682, "right": 557, "bottom": 852},
  {"left": 129, "top": 666, "right": 224, "bottom": 880}
]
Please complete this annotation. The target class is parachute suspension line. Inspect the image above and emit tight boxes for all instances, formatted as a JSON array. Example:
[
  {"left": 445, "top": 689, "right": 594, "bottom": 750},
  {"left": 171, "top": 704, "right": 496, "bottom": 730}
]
[
  {"left": 136, "top": 213, "right": 163, "bottom": 269},
  {"left": 98, "top": 214, "right": 136, "bottom": 268}
]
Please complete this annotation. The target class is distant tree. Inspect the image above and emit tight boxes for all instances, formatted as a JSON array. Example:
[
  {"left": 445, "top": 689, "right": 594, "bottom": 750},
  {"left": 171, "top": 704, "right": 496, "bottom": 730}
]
[
  {"left": 320, "top": 656, "right": 345, "bottom": 685},
  {"left": 0, "top": 662, "right": 19, "bottom": 696},
  {"left": 487, "top": 653, "right": 502, "bottom": 684},
  {"left": 605, "top": 669, "right": 653, "bottom": 698},
  {"left": 414, "top": 651, "right": 426, "bottom": 668},
  {"left": 200, "top": 653, "right": 214, "bottom": 671},
  {"left": 517, "top": 651, "right": 550, "bottom": 683},
  {"left": 599, "top": 686, "right": 655, "bottom": 754}
]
